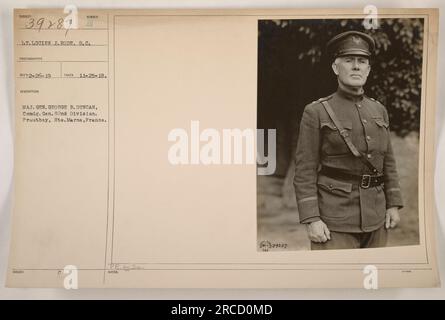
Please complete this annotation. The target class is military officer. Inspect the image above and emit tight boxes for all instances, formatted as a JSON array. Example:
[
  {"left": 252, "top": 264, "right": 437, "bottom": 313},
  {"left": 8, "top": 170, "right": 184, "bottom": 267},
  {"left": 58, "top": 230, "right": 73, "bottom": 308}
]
[{"left": 293, "top": 31, "right": 403, "bottom": 250}]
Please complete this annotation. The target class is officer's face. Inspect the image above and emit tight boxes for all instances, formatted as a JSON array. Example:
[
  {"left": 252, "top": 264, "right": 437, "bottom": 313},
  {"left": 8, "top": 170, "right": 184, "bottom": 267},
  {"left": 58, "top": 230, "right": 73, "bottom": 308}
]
[{"left": 332, "top": 55, "right": 370, "bottom": 87}]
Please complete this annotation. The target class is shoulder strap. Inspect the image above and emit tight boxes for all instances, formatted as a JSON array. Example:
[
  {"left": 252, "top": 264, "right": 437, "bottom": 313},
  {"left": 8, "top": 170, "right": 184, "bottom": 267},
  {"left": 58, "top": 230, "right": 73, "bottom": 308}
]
[{"left": 320, "top": 100, "right": 381, "bottom": 175}]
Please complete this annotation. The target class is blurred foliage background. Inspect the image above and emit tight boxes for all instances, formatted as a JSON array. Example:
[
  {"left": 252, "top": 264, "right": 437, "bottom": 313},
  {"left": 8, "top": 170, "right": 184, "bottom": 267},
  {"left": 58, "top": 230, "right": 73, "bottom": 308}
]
[{"left": 258, "top": 18, "right": 424, "bottom": 177}]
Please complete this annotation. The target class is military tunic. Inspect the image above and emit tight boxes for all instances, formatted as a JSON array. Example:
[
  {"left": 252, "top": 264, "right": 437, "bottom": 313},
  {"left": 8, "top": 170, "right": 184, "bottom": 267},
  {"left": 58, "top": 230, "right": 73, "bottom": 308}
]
[{"left": 293, "top": 88, "right": 403, "bottom": 233}]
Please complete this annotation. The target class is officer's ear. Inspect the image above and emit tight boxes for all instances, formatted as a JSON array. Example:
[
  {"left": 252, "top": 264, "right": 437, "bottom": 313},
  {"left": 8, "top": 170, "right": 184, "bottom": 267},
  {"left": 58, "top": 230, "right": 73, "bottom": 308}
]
[
  {"left": 331, "top": 60, "right": 339, "bottom": 76},
  {"left": 365, "top": 60, "right": 371, "bottom": 76}
]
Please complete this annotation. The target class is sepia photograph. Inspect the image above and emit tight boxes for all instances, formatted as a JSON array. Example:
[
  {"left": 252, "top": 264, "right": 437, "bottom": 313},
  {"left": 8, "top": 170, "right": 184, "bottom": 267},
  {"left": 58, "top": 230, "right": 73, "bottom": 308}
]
[{"left": 257, "top": 18, "right": 424, "bottom": 251}]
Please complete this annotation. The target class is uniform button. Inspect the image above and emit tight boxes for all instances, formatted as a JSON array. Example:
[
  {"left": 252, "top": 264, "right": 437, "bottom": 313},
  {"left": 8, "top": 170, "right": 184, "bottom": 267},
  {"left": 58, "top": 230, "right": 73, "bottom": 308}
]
[
  {"left": 329, "top": 184, "right": 333, "bottom": 189},
  {"left": 357, "top": 104, "right": 362, "bottom": 108},
  {"left": 367, "top": 154, "right": 372, "bottom": 159},
  {"left": 366, "top": 135, "right": 371, "bottom": 141},
  {"left": 362, "top": 119, "right": 368, "bottom": 124}
]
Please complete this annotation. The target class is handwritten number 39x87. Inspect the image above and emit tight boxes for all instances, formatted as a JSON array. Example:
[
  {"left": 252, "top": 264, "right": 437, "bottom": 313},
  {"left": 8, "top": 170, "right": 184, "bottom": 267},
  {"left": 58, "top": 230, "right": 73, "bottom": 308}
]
[{"left": 25, "top": 17, "right": 72, "bottom": 37}]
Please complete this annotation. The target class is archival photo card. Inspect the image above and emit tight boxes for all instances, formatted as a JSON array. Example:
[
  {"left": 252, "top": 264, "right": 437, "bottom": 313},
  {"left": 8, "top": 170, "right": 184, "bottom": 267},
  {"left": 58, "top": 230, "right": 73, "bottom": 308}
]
[{"left": 7, "top": 8, "right": 439, "bottom": 288}]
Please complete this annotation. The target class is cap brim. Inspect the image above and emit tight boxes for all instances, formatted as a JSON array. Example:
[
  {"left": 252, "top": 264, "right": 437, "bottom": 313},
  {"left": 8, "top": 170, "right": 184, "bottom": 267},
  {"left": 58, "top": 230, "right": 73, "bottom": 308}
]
[{"left": 336, "top": 49, "right": 371, "bottom": 57}]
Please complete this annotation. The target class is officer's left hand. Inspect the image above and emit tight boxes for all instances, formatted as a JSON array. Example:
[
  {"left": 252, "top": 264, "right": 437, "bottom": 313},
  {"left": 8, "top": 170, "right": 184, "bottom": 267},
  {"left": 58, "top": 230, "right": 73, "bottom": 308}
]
[{"left": 385, "top": 207, "right": 400, "bottom": 229}]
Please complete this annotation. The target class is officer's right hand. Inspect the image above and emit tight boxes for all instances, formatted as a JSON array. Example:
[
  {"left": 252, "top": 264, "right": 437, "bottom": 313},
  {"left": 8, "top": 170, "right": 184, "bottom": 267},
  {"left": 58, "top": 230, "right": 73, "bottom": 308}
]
[{"left": 306, "top": 220, "right": 331, "bottom": 243}]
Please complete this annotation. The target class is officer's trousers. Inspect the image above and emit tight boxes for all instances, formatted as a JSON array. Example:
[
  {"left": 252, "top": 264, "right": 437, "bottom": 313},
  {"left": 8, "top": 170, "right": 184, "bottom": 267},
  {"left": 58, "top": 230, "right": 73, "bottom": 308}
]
[{"left": 310, "top": 225, "right": 388, "bottom": 250}]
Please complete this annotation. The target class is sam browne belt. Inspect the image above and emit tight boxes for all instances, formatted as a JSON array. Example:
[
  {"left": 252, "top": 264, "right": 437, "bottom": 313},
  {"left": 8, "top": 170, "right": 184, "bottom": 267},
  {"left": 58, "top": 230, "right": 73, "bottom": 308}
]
[
  {"left": 320, "top": 99, "right": 383, "bottom": 177},
  {"left": 320, "top": 166, "right": 384, "bottom": 189},
  {"left": 318, "top": 100, "right": 386, "bottom": 189}
]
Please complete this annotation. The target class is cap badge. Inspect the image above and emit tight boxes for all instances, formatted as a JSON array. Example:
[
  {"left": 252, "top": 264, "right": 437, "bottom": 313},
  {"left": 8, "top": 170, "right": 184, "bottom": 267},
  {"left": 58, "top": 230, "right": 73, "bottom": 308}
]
[{"left": 352, "top": 35, "right": 362, "bottom": 45}]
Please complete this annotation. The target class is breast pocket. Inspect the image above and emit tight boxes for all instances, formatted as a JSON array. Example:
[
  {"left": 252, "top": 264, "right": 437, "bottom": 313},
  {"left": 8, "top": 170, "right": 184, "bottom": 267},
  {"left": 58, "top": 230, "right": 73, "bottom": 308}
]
[
  {"left": 373, "top": 117, "right": 389, "bottom": 154},
  {"left": 320, "top": 119, "right": 352, "bottom": 156}
]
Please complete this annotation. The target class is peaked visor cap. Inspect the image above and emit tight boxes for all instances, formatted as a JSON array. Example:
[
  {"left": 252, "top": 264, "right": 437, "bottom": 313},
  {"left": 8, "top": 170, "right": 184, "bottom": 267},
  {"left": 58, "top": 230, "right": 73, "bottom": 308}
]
[{"left": 327, "top": 31, "right": 376, "bottom": 59}]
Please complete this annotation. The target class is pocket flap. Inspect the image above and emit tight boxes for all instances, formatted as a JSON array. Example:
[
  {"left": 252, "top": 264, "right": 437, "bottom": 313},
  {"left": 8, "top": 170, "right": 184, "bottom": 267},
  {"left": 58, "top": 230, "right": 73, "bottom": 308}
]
[
  {"left": 374, "top": 118, "right": 389, "bottom": 128},
  {"left": 317, "top": 175, "right": 353, "bottom": 193},
  {"left": 320, "top": 119, "right": 352, "bottom": 130}
]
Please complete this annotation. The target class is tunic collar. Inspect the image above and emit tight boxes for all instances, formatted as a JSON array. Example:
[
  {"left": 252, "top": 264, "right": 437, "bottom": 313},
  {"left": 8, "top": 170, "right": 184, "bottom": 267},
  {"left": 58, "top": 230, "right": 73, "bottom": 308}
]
[{"left": 336, "top": 83, "right": 364, "bottom": 103}]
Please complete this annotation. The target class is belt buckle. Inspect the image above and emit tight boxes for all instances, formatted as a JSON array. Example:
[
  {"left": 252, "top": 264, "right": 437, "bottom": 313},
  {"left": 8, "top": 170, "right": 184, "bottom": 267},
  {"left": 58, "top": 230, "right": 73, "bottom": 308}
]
[{"left": 361, "top": 174, "right": 371, "bottom": 189}]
